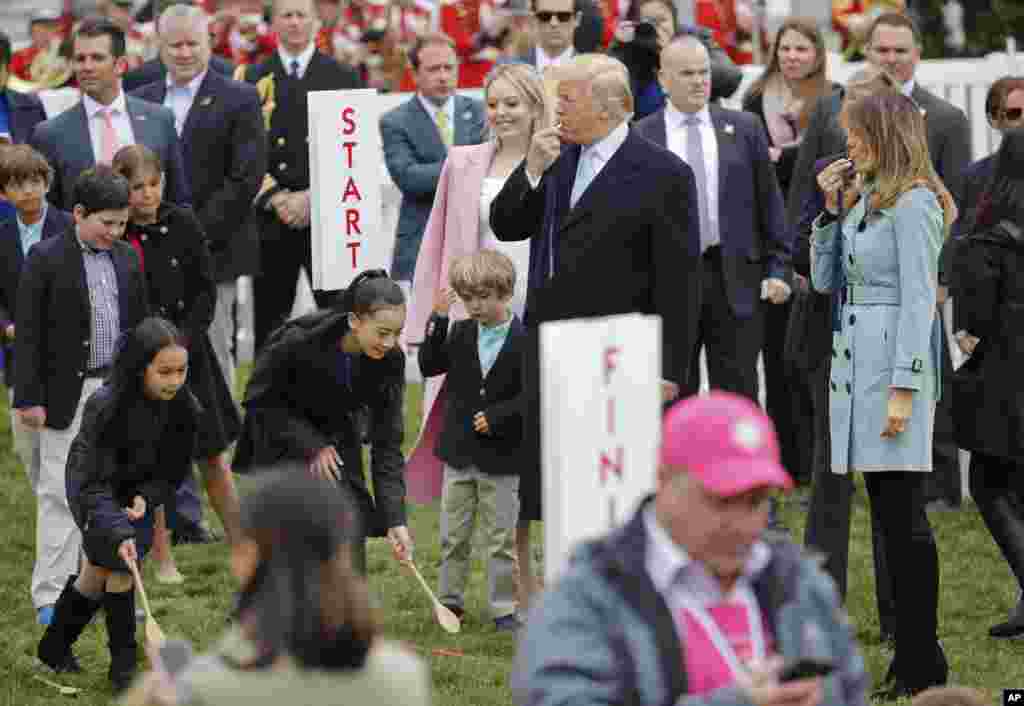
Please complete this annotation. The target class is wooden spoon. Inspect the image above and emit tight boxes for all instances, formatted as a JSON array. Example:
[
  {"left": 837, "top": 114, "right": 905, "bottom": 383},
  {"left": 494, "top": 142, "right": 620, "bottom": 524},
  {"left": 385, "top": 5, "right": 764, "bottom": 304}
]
[
  {"left": 406, "top": 561, "right": 461, "bottom": 634},
  {"left": 32, "top": 674, "right": 81, "bottom": 696},
  {"left": 127, "top": 558, "right": 166, "bottom": 647}
]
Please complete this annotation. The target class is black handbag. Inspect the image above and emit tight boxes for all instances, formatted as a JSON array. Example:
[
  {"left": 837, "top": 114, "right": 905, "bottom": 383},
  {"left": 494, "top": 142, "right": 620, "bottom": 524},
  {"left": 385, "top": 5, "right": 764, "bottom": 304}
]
[{"left": 783, "top": 282, "right": 834, "bottom": 373}]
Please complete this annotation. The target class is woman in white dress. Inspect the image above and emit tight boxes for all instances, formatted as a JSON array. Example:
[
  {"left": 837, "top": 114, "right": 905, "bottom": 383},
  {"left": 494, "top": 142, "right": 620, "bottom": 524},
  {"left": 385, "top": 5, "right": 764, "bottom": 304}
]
[{"left": 405, "top": 63, "right": 550, "bottom": 612}]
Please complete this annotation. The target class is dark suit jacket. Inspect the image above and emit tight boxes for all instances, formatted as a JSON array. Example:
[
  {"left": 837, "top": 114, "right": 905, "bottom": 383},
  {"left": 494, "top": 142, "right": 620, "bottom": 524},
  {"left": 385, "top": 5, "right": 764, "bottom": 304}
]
[
  {"left": 0, "top": 204, "right": 72, "bottom": 328},
  {"left": 3, "top": 89, "right": 48, "bottom": 144},
  {"left": 122, "top": 55, "right": 235, "bottom": 94},
  {"left": 634, "top": 105, "right": 791, "bottom": 318},
  {"left": 132, "top": 70, "right": 267, "bottom": 281},
  {"left": 490, "top": 129, "right": 702, "bottom": 386},
  {"left": 380, "top": 94, "right": 487, "bottom": 281},
  {"left": 14, "top": 231, "right": 150, "bottom": 429},
  {"left": 786, "top": 82, "right": 971, "bottom": 228},
  {"left": 418, "top": 313, "right": 525, "bottom": 476},
  {"left": 29, "top": 95, "right": 191, "bottom": 211}
]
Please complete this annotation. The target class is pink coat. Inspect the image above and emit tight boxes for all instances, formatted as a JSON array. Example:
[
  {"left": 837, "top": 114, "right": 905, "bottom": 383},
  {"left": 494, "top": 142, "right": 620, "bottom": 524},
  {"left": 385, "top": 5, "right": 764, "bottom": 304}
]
[{"left": 404, "top": 141, "right": 497, "bottom": 504}]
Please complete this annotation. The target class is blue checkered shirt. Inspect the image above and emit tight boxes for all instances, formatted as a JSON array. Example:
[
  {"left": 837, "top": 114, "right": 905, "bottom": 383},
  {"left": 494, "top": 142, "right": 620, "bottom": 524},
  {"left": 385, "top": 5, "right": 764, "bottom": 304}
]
[{"left": 78, "top": 236, "right": 120, "bottom": 370}]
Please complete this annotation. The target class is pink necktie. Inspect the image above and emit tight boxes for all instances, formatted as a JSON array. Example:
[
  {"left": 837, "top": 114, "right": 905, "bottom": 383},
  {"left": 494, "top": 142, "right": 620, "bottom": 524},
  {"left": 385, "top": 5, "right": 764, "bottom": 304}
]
[{"left": 99, "top": 108, "right": 119, "bottom": 164}]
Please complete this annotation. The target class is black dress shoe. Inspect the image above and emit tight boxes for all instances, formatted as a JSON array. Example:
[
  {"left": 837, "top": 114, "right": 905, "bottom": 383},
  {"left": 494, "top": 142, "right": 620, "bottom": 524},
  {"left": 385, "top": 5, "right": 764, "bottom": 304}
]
[{"left": 990, "top": 597, "right": 1024, "bottom": 638}]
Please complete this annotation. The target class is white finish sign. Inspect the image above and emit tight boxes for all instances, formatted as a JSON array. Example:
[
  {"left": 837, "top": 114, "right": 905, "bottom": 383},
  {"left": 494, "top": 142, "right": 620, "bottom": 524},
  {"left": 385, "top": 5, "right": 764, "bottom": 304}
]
[{"left": 540, "top": 314, "right": 662, "bottom": 583}]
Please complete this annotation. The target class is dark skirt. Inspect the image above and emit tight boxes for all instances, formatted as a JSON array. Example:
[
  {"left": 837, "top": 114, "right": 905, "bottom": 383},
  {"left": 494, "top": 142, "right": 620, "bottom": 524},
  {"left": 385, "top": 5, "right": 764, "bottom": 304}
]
[
  {"left": 186, "top": 332, "right": 241, "bottom": 458},
  {"left": 82, "top": 514, "right": 155, "bottom": 571}
]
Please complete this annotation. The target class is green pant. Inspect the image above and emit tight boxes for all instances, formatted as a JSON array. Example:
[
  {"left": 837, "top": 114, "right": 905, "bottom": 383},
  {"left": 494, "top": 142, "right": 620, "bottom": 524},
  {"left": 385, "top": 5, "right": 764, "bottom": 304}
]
[{"left": 438, "top": 465, "right": 519, "bottom": 619}]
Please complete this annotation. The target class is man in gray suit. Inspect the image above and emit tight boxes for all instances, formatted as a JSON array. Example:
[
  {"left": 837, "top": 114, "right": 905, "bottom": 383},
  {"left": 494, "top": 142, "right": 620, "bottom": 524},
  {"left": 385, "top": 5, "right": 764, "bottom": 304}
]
[
  {"left": 379, "top": 32, "right": 486, "bottom": 287},
  {"left": 30, "top": 16, "right": 190, "bottom": 212},
  {"left": 790, "top": 11, "right": 969, "bottom": 651}
]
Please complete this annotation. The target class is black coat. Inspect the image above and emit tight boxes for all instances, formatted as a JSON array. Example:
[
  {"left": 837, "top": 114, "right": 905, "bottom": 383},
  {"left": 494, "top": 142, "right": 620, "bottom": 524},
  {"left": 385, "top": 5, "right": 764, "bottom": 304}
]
[
  {"left": 13, "top": 232, "right": 150, "bottom": 429},
  {"left": 234, "top": 309, "right": 406, "bottom": 537},
  {"left": 0, "top": 204, "right": 71, "bottom": 329},
  {"left": 951, "top": 219, "right": 1024, "bottom": 462},
  {"left": 418, "top": 313, "right": 525, "bottom": 476},
  {"left": 132, "top": 70, "right": 267, "bottom": 281},
  {"left": 66, "top": 383, "right": 200, "bottom": 562},
  {"left": 125, "top": 203, "right": 240, "bottom": 456}
]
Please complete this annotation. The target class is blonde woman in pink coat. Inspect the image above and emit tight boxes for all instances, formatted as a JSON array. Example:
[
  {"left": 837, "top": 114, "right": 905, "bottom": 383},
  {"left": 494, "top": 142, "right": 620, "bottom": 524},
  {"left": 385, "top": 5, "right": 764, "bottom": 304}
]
[{"left": 406, "top": 63, "right": 550, "bottom": 614}]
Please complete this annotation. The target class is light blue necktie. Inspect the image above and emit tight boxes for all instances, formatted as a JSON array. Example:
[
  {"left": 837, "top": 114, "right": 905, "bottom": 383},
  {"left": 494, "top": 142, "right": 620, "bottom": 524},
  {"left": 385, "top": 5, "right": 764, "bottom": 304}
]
[
  {"left": 685, "top": 114, "right": 715, "bottom": 253},
  {"left": 570, "top": 148, "right": 597, "bottom": 209}
]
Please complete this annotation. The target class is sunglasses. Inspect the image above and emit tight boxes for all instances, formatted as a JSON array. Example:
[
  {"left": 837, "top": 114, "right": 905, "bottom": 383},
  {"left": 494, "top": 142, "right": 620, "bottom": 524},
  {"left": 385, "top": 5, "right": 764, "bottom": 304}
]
[
  {"left": 1004, "top": 107, "right": 1023, "bottom": 121},
  {"left": 535, "top": 11, "right": 575, "bottom": 23}
]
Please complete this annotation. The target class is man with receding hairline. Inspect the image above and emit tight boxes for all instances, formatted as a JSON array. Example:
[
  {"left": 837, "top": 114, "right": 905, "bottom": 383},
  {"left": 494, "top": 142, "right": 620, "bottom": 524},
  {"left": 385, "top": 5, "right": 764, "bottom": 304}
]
[{"left": 490, "top": 52, "right": 703, "bottom": 553}]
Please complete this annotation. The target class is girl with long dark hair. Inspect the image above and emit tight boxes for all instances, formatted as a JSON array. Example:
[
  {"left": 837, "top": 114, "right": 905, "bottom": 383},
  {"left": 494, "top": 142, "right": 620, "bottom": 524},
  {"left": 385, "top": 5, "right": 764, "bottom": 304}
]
[
  {"left": 234, "top": 269, "right": 413, "bottom": 574},
  {"left": 38, "top": 318, "right": 200, "bottom": 692}
]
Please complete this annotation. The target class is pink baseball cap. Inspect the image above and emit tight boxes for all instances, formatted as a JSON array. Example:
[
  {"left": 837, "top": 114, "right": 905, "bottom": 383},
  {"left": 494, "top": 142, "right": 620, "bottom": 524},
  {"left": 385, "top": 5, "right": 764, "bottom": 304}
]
[{"left": 660, "top": 392, "right": 793, "bottom": 497}]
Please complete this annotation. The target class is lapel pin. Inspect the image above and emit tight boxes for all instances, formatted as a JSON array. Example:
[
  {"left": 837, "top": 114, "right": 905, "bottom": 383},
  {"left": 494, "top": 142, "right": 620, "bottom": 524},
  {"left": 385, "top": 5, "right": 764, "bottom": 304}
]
[
  {"left": 724, "top": 123, "right": 735, "bottom": 135},
  {"left": 136, "top": 114, "right": 147, "bottom": 121},
  {"left": 200, "top": 96, "right": 214, "bottom": 107}
]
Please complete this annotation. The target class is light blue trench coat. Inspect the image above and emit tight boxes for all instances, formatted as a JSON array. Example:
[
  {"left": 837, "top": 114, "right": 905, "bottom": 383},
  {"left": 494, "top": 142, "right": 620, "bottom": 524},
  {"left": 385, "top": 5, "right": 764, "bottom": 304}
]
[{"left": 811, "top": 185, "right": 944, "bottom": 474}]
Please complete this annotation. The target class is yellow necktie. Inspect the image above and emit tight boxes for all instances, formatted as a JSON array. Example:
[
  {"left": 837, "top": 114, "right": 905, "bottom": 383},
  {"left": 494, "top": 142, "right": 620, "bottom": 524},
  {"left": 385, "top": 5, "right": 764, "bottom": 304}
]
[{"left": 436, "top": 109, "right": 453, "bottom": 147}]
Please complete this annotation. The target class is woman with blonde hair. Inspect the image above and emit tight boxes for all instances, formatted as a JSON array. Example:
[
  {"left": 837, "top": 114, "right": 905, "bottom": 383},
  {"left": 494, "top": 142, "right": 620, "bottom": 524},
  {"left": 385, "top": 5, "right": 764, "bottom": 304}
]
[
  {"left": 406, "top": 62, "right": 549, "bottom": 615},
  {"left": 811, "top": 91, "right": 954, "bottom": 698}
]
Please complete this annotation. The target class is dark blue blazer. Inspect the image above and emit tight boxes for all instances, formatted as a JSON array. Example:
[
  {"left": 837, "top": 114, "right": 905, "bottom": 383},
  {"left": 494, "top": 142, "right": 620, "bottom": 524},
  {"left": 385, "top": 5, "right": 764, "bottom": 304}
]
[
  {"left": 132, "top": 70, "right": 267, "bottom": 281},
  {"left": 3, "top": 89, "right": 48, "bottom": 144},
  {"left": 489, "top": 129, "right": 702, "bottom": 385},
  {"left": 633, "top": 105, "right": 792, "bottom": 318},
  {"left": 380, "top": 94, "right": 486, "bottom": 280},
  {"left": 0, "top": 204, "right": 72, "bottom": 328},
  {"left": 29, "top": 95, "right": 191, "bottom": 211},
  {"left": 14, "top": 231, "right": 150, "bottom": 429}
]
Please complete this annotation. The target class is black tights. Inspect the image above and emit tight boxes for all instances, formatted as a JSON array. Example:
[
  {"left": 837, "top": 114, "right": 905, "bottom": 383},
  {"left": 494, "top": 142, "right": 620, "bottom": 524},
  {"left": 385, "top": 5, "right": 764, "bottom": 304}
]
[
  {"left": 863, "top": 472, "right": 945, "bottom": 685},
  {"left": 969, "top": 451, "right": 1024, "bottom": 590}
]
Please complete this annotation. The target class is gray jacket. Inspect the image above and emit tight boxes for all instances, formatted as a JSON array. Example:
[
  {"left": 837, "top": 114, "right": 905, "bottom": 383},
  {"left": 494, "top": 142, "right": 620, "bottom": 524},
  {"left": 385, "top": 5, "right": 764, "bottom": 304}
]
[{"left": 513, "top": 497, "right": 869, "bottom": 706}]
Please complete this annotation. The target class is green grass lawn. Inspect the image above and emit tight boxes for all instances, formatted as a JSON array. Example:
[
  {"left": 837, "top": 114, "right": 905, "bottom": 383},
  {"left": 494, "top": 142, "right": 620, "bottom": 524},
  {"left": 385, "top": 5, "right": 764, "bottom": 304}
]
[{"left": 0, "top": 379, "right": 1021, "bottom": 705}]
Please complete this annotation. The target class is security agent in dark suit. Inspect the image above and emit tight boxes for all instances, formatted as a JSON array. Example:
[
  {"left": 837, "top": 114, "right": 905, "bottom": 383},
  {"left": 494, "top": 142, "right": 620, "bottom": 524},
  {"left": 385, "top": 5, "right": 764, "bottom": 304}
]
[
  {"left": 13, "top": 166, "right": 149, "bottom": 621},
  {"left": 490, "top": 54, "right": 702, "bottom": 526},
  {"left": 380, "top": 33, "right": 486, "bottom": 284},
  {"left": 29, "top": 17, "right": 191, "bottom": 212},
  {"left": 0, "top": 31, "right": 48, "bottom": 145},
  {"left": 634, "top": 36, "right": 791, "bottom": 403},
  {"left": 241, "top": 0, "right": 363, "bottom": 350}
]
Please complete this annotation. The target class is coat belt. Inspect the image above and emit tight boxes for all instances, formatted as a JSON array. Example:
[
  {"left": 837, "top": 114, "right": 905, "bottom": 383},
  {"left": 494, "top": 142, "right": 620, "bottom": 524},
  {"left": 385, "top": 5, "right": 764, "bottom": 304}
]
[{"left": 846, "top": 284, "right": 900, "bottom": 305}]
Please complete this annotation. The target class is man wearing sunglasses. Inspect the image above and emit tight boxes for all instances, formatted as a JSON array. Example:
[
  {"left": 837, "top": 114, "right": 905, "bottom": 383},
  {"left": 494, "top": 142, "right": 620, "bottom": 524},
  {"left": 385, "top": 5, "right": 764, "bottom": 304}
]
[{"left": 524, "top": 0, "right": 581, "bottom": 72}]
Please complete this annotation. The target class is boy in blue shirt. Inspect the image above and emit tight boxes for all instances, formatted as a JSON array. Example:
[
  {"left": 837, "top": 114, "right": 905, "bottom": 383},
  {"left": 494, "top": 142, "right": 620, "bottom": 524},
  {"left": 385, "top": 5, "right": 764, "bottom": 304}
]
[{"left": 418, "top": 249, "right": 526, "bottom": 631}]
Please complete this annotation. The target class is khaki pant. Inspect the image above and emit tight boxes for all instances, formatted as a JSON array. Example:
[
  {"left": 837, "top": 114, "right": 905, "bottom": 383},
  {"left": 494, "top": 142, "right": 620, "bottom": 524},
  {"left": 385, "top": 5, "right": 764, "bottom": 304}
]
[
  {"left": 31, "top": 377, "right": 102, "bottom": 609},
  {"left": 438, "top": 465, "right": 518, "bottom": 619}
]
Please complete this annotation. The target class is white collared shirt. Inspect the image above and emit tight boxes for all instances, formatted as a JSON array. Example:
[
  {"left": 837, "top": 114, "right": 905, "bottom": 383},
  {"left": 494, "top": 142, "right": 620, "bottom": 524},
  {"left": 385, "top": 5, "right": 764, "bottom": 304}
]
[
  {"left": 643, "top": 504, "right": 772, "bottom": 630},
  {"left": 83, "top": 90, "right": 136, "bottom": 164},
  {"left": 417, "top": 94, "right": 455, "bottom": 142},
  {"left": 665, "top": 101, "right": 720, "bottom": 248},
  {"left": 536, "top": 45, "right": 574, "bottom": 73},
  {"left": 164, "top": 69, "right": 208, "bottom": 135},
  {"left": 902, "top": 79, "right": 916, "bottom": 98},
  {"left": 278, "top": 42, "right": 316, "bottom": 79}
]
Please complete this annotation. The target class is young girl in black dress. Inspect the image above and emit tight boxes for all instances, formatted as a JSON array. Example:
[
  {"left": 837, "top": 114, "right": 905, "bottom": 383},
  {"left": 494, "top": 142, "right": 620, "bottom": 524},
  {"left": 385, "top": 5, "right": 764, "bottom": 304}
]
[
  {"left": 113, "top": 145, "right": 242, "bottom": 583},
  {"left": 38, "top": 317, "right": 200, "bottom": 692}
]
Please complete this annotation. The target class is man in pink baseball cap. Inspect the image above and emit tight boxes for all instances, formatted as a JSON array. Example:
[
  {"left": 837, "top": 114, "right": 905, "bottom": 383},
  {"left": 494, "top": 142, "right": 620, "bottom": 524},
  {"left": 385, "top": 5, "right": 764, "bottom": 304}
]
[{"left": 512, "top": 392, "right": 869, "bottom": 706}]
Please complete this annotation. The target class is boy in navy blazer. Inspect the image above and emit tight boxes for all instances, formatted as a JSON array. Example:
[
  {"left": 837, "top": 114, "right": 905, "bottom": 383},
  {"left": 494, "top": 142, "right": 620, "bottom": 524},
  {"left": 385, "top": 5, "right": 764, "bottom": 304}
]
[
  {"left": 418, "top": 250, "right": 525, "bottom": 631},
  {"left": 0, "top": 145, "right": 72, "bottom": 505}
]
